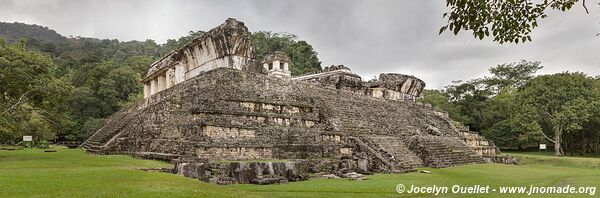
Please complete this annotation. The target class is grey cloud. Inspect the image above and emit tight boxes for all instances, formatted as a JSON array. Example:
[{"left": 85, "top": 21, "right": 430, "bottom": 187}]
[{"left": 0, "top": 0, "right": 598, "bottom": 89}]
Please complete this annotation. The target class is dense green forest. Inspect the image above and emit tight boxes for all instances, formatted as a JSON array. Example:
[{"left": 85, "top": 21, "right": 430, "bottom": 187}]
[
  {"left": 0, "top": 22, "right": 322, "bottom": 144},
  {"left": 419, "top": 61, "right": 600, "bottom": 156}
]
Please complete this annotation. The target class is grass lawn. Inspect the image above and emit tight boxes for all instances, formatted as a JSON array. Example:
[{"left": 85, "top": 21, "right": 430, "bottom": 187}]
[{"left": 1, "top": 148, "right": 599, "bottom": 197}]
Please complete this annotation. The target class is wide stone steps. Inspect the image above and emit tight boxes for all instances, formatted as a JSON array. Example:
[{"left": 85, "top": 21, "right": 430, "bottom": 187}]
[
  {"left": 349, "top": 136, "right": 416, "bottom": 173},
  {"left": 334, "top": 114, "right": 416, "bottom": 136},
  {"left": 362, "top": 140, "right": 406, "bottom": 169},
  {"left": 365, "top": 135, "right": 424, "bottom": 168},
  {"left": 410, "top": 136, "right": 484, "bottom": 168}
]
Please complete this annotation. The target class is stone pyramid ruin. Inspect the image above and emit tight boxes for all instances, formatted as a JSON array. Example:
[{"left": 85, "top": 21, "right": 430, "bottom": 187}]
[{"left": 82, "top": 18, "right": 512, "bottom": 184}]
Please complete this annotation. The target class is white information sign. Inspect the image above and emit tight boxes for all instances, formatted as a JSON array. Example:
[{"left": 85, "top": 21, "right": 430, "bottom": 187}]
[
  {"left": 539, "top": 144, "right": 547, "bottom": 150},
  {"left": 23, "top": 136, "right": 32, "bottom": 142}
]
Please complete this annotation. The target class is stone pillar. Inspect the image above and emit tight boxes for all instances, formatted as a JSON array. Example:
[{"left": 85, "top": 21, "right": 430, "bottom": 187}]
[
  {"left": 165, "top": 69, "right": 172, "bottom": 88},
  {"left": 144, "top": 83, "right": 150, "bottom": 98},
  {"left": 156, "top": 76, "right": 162, "bottom": 92},
  {"left": 175, "top": 63, "right": 185, "bottom": 84},
  {"left": 158, "top": 73, "right": 166, "bottom": 92},
  {"left": 150, "top": 78, "right": 158, "bottom": 95},
  {"left": 273, "top": 60, "right": 280, "bottom": 70},
  {"left": 283, "top": 62, "right": 289, "bottom": 71},
  {"left": 163, "top": 72, "right": 168, "bottom": 89},
  {"left": 263, "top": 63, "right": 269, "bottom": 70}
]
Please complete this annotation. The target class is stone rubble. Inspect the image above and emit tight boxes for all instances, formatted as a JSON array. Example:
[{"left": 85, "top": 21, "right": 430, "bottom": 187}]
[
  {"left": 320, "top": 174, "right": 340, "bottom": 179},
  {"left": 342, "top": 172, "right": 368, "bottom": 180}
]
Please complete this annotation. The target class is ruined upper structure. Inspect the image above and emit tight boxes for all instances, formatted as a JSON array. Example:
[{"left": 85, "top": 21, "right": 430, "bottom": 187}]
[
  {"left": 142, "top": 18, "right": 258, "bottom": 98},
  {"left": 292, "top": 65, "right": 363, "bottom": 92},
  {"left": 291, "top": 65, "right": 425, "bottom": 101},
  {"left": 140, "top": 18, "right": 426, "bottom": 101},
  {"left": 82, "top": 19, "right": 504, "bottom": 184},
  {"left": 365, "top": 73, "right": 426, "bottom": 101},
  {"left": 262, "top": 51, "right": 291, "bottom": 78}
]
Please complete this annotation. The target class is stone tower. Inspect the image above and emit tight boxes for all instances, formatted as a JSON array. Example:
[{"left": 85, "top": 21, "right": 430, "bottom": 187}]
[{"left": 262, "top": 51, "right": 291, "bottom": 78}]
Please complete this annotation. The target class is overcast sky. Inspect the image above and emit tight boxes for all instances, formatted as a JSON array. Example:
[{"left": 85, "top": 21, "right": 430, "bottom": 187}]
[{"left": 1, "top": 0, "right": 599, "bottom": 89}]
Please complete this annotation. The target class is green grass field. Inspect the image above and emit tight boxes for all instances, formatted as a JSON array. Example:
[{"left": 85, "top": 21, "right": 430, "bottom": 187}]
[{"left": 1, "top": 148, "right": 598, "bottom": 198}]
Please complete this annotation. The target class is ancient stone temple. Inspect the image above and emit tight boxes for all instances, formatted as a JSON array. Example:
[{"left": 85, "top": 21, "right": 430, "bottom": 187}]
[{"left": 81, "top": 18, "right": 511, "bottom": 185}]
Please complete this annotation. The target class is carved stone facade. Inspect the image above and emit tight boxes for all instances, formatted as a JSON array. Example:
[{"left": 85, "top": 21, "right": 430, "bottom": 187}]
[
  {"left": 142, "top": 18, "right": 259, "bottom": 98},
  {"left": 82, "top": 18, "right": 506, "bottom": 184}
]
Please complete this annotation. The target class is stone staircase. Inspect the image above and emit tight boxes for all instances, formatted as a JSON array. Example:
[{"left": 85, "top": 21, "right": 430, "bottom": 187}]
[
  {"left": 434, "top": 111, "right": 499, "bottom": 156},
  {"left": 365, "top": 135, "right": 424, "bottom": 168},
  {"left": 80, "top": 107, "right": 137, "bottom": 154},
  {"left": 348, "top": 136, "right": 415, "bottom": 173},
  {"left": 409, "top": 136, "right": 484, "bottom": 168}
]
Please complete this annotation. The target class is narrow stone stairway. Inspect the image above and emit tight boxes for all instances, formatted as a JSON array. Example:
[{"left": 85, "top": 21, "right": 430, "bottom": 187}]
[
  {"left": 80, "top": 107, "right": 136, "bottom": 154},
  {"left": 348, "top": 136, "right": 416, "bottom": 173}
]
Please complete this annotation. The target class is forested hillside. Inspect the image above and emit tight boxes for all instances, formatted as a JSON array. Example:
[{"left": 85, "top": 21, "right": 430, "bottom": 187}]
[
  {"left": 0, "top": 22, "right": 322, "bottom": 144},
  {"left": 0, "top": 22, "right": 67, "bottom": 43}
]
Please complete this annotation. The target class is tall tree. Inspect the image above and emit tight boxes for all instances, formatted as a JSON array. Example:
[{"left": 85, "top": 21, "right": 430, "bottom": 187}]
[
  {"left": 486, "top": 60, "right": 543, "bottom": 92},
  {"left": 0, "top": 39, "right": 71, "bottom": 143},
  {"left": 516, "top": 73, "right": 600, "bottom": 156}
]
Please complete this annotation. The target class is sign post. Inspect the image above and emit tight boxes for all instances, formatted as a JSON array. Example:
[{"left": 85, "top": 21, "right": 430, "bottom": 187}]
[
  {"left": 23, "top": 135, "right": 33, "bottom": 148},
  {"left": 539, "top": 144, "right": 547, "bottom": 153}
]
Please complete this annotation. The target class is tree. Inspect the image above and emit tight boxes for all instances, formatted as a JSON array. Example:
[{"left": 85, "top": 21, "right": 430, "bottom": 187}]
[
  {"left": 516, "top": 73, "right": 600, "bottom": 156},
  {"left": 440, "top": 0, "right": 589, "bottom": 44},
  {"left": 480, "top": 87, "right": 529, "bottom": 148},
  {"left": 486, "top": 60, "right": 543, "bottom": 91},
  {"left": 433, "top": 61, "right": 600, "bottom": 154},
  {"left": 438, "top": 61, "right": 543, "bottom": 148},
  {"left": 0, "top": 38, "right": 71, "bottom": 143}
]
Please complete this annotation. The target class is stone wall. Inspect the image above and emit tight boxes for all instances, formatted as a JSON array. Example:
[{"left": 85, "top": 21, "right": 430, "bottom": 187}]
[
  {"left": 203, "top": 126, "right": 256, "bottom": 138},
  {"left": 196, "top": 147, "right": 272, "bottom": 160},
  {"left": 174, "top": 160, "right": 309, "bottom": 184}
]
